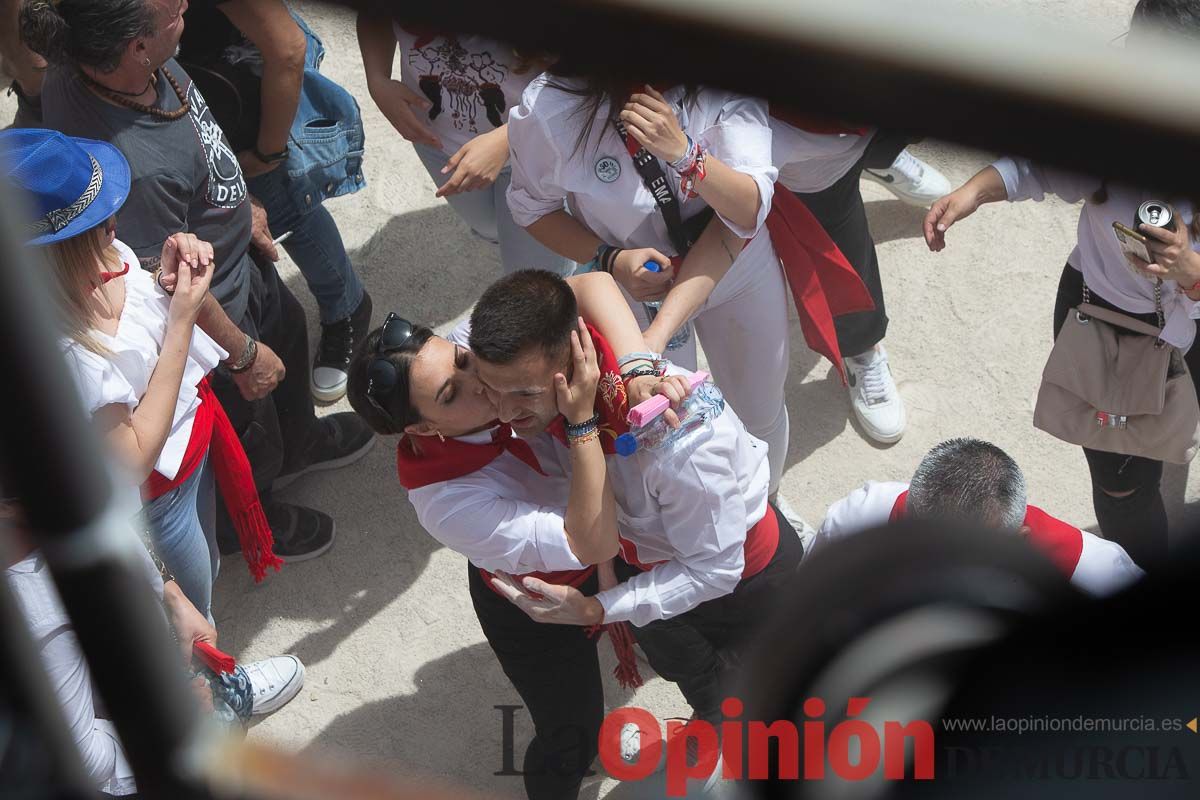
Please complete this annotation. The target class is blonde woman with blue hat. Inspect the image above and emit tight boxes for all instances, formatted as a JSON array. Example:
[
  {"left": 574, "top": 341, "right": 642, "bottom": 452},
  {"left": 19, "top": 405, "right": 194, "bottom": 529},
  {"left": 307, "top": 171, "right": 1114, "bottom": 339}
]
[
  {"left": 0, "top": 127, "right": 307, "bottom": 794},
  {"left": 0, "top": 128, "right": 288, "bottom": 614}
]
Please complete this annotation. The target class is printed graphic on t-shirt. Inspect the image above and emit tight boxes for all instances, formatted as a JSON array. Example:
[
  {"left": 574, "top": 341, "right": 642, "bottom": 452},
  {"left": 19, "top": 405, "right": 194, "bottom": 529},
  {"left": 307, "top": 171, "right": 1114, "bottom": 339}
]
[
  {"left": 408, "top": 36, "right": 509, "bottom": 135},
  {"left": 186, "top": 81, "right": 246, "bottom": 209}
]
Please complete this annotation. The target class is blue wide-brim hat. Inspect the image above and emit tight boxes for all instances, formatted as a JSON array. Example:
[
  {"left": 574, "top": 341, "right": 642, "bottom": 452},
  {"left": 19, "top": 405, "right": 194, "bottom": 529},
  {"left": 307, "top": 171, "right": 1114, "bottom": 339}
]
[{"left": 0, "top": 128, "right": 131, "bottom": 246}]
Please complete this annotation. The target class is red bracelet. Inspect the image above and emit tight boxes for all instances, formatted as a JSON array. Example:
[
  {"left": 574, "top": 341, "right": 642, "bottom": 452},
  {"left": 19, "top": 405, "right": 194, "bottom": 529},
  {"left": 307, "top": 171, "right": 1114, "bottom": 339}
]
[{"left": 679, "top": 149, "right": 707, "bottom": 199}]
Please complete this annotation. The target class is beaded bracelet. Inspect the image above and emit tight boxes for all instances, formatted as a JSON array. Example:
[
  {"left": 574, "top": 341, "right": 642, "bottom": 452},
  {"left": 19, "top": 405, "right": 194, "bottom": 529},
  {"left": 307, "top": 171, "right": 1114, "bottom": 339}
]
[
  {"left": 621, "top": 365, "right": 659, "bottom": 382},
  {"left": 564, "top": 413, "right": 600, "bottom": 435}
]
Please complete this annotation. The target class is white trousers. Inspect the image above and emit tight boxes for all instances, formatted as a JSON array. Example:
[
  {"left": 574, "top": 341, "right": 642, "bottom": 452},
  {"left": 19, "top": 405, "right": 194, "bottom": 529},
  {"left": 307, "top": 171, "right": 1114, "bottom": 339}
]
[{"left": 633, "top": 232, "right": 791, "bottom": 494}]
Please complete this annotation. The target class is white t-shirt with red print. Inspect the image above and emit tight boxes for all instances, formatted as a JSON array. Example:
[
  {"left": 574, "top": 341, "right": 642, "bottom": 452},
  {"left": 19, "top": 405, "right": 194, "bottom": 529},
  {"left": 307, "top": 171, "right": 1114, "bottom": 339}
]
[{"left": 391, "top": 24, "right": 539, "bottom": 157}]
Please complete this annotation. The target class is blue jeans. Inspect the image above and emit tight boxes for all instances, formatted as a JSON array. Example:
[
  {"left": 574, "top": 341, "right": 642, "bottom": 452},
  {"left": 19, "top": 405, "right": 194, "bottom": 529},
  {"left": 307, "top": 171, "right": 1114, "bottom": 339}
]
[
  {"left": 144, "top": 455, "right": 219, "bottom": 620},
  {"left": 413, "top": 142, "right": 574, "bottom": 277},
  {"left": 247, "top": 166, "right": 365, "bottom": 324}
]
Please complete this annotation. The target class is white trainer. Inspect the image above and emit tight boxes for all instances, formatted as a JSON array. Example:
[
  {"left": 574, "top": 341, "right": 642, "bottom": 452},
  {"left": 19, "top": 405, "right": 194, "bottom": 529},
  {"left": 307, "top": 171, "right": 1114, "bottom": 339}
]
[
  {"left": 245, "top": 655, "right": 305, "bottom": 717},
  {"left": 862, "top": 149, "right": 952, "bottom": 207},
  {"left": 845, "top": 346, "right": 906, "bottom": 444},
  {"left": 773, "top": 496, "right": 817, "bottom": 555}
]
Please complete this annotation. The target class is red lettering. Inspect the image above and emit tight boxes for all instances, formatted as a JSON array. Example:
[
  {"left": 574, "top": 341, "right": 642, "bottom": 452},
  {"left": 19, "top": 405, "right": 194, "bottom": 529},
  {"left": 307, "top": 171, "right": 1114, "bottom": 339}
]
[
  {"left": 720, "top": 697, "right": 744, "bottom": 780},
  {"left": 748, "top": 720, "right": 799, "bottom": 779},
  {"left": 666, "top": 719, "right": 719, "bottom": 797},
  {"left": 884, "top": 720, "right": 936, "bottom": 779},
  {"left": 598, "top": 707, "right": 661, "bottom": 782}
]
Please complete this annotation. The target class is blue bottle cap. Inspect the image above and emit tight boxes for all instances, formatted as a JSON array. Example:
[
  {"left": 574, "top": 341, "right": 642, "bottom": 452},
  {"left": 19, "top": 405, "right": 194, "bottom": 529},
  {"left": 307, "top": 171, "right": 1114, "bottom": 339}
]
[
  {"left": 615, "top": 432, "right": 639, "bottom": 456},
  {"left": 642, "top": 261, "right": 663, "bottom": 273}
]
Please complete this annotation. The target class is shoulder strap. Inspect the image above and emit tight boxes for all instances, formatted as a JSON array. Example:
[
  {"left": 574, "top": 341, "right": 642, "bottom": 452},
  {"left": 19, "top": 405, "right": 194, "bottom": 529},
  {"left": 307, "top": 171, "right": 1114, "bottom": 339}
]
[{"left": 614, "top": 120, "right": 692, "bottom": 255}]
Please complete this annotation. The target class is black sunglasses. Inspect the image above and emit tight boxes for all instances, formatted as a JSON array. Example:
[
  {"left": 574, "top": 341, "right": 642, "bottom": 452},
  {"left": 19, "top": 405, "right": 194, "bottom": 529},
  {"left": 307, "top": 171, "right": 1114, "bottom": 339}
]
[{"left": 366, "top": 313, "right": 417, "bottom": 423}]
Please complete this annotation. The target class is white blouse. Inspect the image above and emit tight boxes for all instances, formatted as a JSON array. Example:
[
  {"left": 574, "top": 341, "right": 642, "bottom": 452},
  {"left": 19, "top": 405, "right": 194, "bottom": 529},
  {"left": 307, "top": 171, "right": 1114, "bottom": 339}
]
[
  {"left": 507, "top": 77, "right": 778, "bottom": 254},
  {"left": 817, "top": 480, "right": 1144, "bottom": 597},
  {"left": 60, "top": 239, "right": 227, "bottom": 481},
  {"left": 391, "top": 25, "right": 540, "bottom": 157},
  {"left": 992, "top": 157, "right": 1200, "bottom": 350},
  {"left": 770, "top": 118, "right": 873, "bottom": 194}
]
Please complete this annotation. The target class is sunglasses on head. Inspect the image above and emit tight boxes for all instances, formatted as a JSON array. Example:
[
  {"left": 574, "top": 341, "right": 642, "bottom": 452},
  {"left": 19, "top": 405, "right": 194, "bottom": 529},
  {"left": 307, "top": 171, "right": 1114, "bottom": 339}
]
[{"left": 366, "top": 313, "right": 417, "bottom": 424}]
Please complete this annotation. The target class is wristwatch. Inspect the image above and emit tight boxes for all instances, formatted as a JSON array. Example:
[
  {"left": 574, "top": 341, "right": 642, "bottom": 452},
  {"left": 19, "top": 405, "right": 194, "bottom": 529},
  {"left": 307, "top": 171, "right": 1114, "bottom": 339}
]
[{"left": 252, "top": 145, "right": 289, "bottom": 165}]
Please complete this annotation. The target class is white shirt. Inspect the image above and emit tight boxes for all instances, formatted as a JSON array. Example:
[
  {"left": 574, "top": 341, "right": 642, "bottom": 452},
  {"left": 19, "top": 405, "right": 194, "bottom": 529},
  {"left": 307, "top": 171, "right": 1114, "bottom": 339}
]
[
  {"left": 5, "top": 547, "right": 162, "bottom": 796},
  {"left": 391, "top": 25, "right": 539, "bottom": 157},
  {"left": 60, "top": 239, "right": 227, "bottom": 482},
  {"left": 407, "top": 427, "right": 588, "bottom": 575},
  {"left": 507, "top": 77, "right": 778, "bottom": 253},
  {"left": 770, "top": 118, "right": 873, "bottom": 193},
  {"left": 992, "top": 156, "right": 1200, "bottom": 350},
  {"left": 817, "top": 480, "right": 1144, "bottom": 597}
]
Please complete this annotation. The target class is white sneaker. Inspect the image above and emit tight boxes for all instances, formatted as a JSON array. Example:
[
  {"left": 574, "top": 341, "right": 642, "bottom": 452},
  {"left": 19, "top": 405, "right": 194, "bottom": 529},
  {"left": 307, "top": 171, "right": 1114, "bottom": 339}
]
[
  {"left": 845, "top": 346, "right": 906, "bottom": 444},
  {"left": 862, "top": 149, "right": 951, "bottom": 207},
  {"left": 245, "top": 655, "right": 305, "bottom": 716},
  {"left": 774, "top": 496, "right": 817, "bottom": 555}
]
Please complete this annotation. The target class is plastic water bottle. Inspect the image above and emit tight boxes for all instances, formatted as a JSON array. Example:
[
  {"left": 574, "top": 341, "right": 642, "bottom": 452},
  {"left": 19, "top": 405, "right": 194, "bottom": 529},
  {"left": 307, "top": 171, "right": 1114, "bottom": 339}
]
[
  {"left": 640, "top": 261, "right": 691, "bottom": 352},
  {"left": 615, "top": 371, "right": 726, "bottom": 456}
]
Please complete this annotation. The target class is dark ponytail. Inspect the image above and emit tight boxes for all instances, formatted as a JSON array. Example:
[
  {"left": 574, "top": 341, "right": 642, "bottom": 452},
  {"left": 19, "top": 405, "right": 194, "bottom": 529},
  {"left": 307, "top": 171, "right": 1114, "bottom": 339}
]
[
  {"left": 346, "top": 324, "right": 435, "bottom": 436},
  {"left": 19, "top": 0, "right": 157, "bottom": 74}
]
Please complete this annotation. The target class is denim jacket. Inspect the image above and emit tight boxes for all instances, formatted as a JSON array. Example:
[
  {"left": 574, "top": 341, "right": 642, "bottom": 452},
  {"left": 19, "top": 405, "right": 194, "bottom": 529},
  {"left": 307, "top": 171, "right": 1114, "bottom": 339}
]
[{"left": 286, "top": 12, "right": 366, "bottom": 212}]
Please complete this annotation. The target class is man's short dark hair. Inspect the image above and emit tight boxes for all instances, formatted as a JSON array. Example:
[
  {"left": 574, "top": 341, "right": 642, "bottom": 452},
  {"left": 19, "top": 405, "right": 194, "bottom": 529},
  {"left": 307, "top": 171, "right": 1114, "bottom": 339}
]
[
  {"left": 21, "top": 0, "right": 157, "bottom": 73},
  {"left": 907, "top": 438, "right": 1028, "bottom": 531},
  {"left": 469, "top": 270, "right": 578, "bottom": 365}
]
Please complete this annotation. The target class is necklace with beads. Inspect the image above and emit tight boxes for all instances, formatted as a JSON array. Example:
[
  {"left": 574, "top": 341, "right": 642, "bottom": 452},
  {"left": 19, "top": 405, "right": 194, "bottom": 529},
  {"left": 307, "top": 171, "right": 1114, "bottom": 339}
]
[{"left": 82, "top": 66, "right": 190, "bottom": 121}]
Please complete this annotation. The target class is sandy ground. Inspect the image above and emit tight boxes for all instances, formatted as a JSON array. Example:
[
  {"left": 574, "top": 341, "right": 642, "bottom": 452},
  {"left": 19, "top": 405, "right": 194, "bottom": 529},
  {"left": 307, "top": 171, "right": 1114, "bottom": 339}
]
[{"left": 5, "top": 0, "right": 1196, "bottom": 796}]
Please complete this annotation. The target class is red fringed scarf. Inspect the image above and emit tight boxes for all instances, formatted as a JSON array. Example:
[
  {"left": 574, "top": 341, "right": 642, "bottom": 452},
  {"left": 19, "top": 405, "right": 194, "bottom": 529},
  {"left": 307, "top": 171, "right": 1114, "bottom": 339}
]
[
  {"left": 765, "top": 185, "right": 876, "bottom": 385},
  {"left": 889, "top": 491, "right": 1085, "bottom": 577},
  {"left": 623, "top": 109, "right": 874, "bottom": 385},
  {"left": 395, "top": 417, "right": 644, "bottom": 689},
  {"left": 143, "top": 379, "right": 282, "bottom": 583}
]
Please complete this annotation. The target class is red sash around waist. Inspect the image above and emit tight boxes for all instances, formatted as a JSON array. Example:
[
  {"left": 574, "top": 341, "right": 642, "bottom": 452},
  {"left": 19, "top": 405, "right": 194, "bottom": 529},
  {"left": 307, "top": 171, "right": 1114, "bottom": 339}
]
[{"left": 617, "top": 503, "right": 780, "bottom": 580}]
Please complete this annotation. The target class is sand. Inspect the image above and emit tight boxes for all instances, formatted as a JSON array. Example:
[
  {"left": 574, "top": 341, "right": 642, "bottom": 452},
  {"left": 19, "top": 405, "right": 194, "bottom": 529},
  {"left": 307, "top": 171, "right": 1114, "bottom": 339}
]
[{"left": 4, "top": 0, "right": 1193, "bottom": 796}]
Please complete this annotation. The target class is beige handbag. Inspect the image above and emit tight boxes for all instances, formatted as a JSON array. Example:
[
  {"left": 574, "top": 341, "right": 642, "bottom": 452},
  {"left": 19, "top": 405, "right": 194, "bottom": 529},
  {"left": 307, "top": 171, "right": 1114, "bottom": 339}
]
[{"left": 1034, "top": 283, "right": 1200, "bottom": 464}]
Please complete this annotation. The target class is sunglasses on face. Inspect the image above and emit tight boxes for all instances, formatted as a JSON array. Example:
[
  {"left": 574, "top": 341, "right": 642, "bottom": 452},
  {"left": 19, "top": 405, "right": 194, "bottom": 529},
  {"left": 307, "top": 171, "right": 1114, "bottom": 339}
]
[{"left": 366, "top": 313, "right": 416, "bottom": 423}]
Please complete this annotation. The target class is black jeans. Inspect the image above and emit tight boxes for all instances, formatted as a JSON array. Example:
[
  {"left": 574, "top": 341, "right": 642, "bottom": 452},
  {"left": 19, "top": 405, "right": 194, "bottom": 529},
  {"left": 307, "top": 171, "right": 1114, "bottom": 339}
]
[
  {"left": 791, "top": 130, "right": 907, "bottom": 356},
  {"left": 210, "top": 254, "right": 321, "bottom": 525},
  {"left": 1052, "top": 263, "right": 1200, "bottom": 570},
  {"left": 470, "top": 566, "right": 604, "bottom": 800},
  {"left": 616, "top": 503, "right": 804, "bottom": 724}
]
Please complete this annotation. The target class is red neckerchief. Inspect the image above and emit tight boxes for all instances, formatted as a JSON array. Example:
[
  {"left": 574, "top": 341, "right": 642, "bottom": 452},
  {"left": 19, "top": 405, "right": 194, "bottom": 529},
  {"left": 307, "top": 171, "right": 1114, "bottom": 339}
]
[
  {"left": 98, "top": 261, "right": 130, "bottom": 285},
  {"left": 766, "top": 186, "right": 875, "bottom": 385},
  {"left": 889, "top": 490, "right": 1084, "bottom": 577},
  {"left": 546, "top": 324, "right": 630, "bottom": 454},
  {"left": 395, "top": 424, "right": 546, "bottom": 490},
  {"left": 770, "top": 106, "right": 870, "bottom": 137}
]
